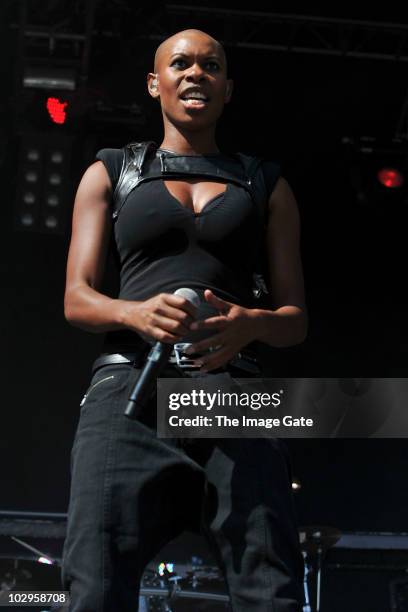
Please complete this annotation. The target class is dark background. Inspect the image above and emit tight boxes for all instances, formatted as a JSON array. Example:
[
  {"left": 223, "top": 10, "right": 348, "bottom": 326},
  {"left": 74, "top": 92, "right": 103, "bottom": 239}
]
[{"left": 1, "top": 2, "right": 408, "bottom": 610}]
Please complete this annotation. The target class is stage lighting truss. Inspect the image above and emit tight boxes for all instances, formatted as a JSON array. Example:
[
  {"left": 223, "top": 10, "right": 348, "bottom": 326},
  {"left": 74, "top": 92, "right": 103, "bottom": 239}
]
[
  {"left": 14, "top": 133, "right": 73, "bottom": 235},
  {"left": 341, "top": 136, "right": 408, "bottom": 208},
  {"left": 23, "top": 66, "right": 76, "bottom": 92}
]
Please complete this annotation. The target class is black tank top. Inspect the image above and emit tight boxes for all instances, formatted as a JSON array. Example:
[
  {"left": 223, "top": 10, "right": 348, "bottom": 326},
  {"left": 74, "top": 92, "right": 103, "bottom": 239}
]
[{"left": 95, "top": 147, "right": 281, "bottom": 350}]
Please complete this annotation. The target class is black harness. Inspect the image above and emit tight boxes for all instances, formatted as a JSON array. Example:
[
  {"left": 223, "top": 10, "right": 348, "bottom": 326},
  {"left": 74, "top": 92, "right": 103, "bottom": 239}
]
[{"left": 111, "top": 141, "right": 274, "bottom": 300}]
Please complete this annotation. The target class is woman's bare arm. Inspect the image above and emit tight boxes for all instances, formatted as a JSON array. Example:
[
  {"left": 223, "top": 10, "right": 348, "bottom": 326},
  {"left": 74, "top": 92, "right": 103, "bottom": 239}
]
[
  {"left": 64, "top": 160, "right": 196, "bottom": 339},
  {"left": 252, "top": 176, "right": 308, "bottom": 347},
  {"left": 64, "top": 160, "right": 132, "bottom": 332}
]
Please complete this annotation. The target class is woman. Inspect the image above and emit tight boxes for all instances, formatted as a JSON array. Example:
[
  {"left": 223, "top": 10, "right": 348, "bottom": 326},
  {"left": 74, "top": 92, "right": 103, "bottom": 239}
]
[{"left": 62, "top": 28, "right": 307, "bottom": 612}]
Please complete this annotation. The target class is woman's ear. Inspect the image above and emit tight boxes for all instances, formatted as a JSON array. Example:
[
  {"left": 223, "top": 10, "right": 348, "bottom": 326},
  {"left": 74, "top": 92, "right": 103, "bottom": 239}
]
[
  {"left": 225, "top": 79, "right": 233, "bottom": 103},
  {"left": 147, "top": 73, "right": 160, "bottom": 99}
]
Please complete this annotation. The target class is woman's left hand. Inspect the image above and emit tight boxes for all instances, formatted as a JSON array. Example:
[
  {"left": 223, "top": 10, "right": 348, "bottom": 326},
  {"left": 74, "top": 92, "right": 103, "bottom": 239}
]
[{"left": 185, "top": 289, "right": 261, "bottom": 372}]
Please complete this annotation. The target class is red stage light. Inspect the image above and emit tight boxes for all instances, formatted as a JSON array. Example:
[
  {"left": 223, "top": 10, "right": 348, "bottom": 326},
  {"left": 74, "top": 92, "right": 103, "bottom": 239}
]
[
  {"left": 377, "top": 167, "right": 404, "bottom": 188},
  {"left": 46, "top": 97, "right": 68, "bottom": 124}
]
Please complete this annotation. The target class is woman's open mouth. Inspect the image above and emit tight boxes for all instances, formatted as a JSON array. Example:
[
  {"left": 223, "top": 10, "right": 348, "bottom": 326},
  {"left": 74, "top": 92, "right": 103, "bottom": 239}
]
[{"left": 180, "top": 92, "right": 210, "bottom": 110}]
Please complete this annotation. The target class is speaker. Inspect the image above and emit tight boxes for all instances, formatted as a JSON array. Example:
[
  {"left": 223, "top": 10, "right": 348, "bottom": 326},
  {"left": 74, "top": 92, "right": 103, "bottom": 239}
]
[
  {"left": 318, "top": 547, "right": 408, "bottom": 612},
  {"left": 390, "top": 576, "right": 408, "bottom": 612}
]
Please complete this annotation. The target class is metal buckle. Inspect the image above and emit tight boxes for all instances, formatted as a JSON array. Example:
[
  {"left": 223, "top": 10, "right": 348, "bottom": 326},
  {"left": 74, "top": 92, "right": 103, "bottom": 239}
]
[
  {"left": 229, "top": 351, "right": 261, "bottom": 374},
  {"left": 173, "top": 343, "right": 201, "bottom": 369},
  {"left": 172, "top": 344, "right": 261, "bottom": 374}
]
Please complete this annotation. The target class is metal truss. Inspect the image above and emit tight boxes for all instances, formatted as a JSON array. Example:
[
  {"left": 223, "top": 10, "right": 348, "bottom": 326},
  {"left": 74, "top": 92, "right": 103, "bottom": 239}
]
[
  {"left": 12, "top": 4, "right": 408, "bottom": 68},
  {"left": 143, "top": 6, "right": 408, "bottom": 64},
  {"left": 151, "top": 6, "right": 408, "bottom": 138},
  {"left": 9, "top": 3, "right": 408, "bottom": 137},
  {"left": 11, "top": 0, "right": 98, "bottom": 86}
]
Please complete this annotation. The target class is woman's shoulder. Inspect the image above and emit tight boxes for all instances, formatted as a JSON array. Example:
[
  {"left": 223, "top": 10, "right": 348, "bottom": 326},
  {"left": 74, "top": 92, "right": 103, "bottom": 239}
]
[
  {"left": 234, "top": 150, "right": 281, "bottom": 196},
  {"left": 94, "top": 147, "right": 125, "bottom": 191},
  {"left": 260, "top": 159, "right": 281, "bottom": 194},
  {"left": 95, "top": 147, "right": 124, "bottom": 171}
]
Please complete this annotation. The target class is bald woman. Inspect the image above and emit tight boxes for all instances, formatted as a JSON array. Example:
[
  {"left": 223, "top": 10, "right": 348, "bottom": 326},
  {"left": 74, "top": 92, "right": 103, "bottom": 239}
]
[{"left": 61, "top": 28, "right": 306, "bottom": 612}]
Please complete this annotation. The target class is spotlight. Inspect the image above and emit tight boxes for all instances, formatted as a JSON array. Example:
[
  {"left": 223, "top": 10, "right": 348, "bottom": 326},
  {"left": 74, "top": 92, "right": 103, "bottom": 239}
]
[
  {"left": 25, "top": 170, "right": 38, "bottom": 183},
  {"left": 50, "top": 151, "right": 64, "bottom": 163},
  {"left": 48, "top": 173, "right": 62, "bottom": 185},
  {"left": 46, "top": 194, "right": 59, "bottom": 207},
  {"left": 46, "top": 97, "right": 68, "bottom": 125},
  {"left": 292, "top": 478, "right": 302, "bottom": 491},
  {"left": 377, "top": 167, "right": 404, "bottom": 188},
  {"left": 23, "top": 192, "right": 36, "bottom": 205},
  {"left": 14, "top": 132, "right": 73, "bottom": 234},
  {"left": 27, "top": 149, "right": 40, "bottom": 162},
  {"left": 44, "top": 215, "right": 58, "bottom": 229},
  {"left": 21, "top": 212, "right": 34, "bottom": 226},
  {"left": 341, "top": 135, "right": 408, "bottom": 208}
]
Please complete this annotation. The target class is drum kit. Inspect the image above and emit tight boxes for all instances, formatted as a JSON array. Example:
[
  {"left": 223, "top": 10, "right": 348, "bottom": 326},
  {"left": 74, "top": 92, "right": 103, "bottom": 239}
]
[
  {"left": 136, "top": 527, "right": 342, "bottom": 611},
  {"left": 138, "top": 559, "right": 229, "bottom": 611},
  {"left": 0, "top": 512, "right": 341, "bottom": 611}
]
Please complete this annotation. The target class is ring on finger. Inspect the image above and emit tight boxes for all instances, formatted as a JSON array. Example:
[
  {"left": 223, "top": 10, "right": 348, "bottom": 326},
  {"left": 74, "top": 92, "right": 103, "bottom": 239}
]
[{"left": 209, "top": 344, "right": 223, "bottom": 352}]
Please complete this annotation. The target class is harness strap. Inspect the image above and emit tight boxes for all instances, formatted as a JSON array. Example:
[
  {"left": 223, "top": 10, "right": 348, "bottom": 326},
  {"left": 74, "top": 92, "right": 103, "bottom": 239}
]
[
  {"left": 111, "top": 141, "right": 268, "bottom": 224},
  {"left": 110, "top": 141, "right": 273, "bottom": 299}
]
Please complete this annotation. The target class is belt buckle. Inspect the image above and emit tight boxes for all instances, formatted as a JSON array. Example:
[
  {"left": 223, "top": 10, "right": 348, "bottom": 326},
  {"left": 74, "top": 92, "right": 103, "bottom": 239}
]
[
  {"left": 229, "top": 351, "right": 261, "bottom": 374},
  {"left": 173, "top": 343, "right": 201, "bottom": 369}
]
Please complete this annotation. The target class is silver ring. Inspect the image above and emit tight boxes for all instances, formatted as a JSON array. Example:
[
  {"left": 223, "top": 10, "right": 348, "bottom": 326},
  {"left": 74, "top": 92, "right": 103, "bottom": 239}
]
[{"left": 209, "top": 344, "right": 222, "bottom": 352}]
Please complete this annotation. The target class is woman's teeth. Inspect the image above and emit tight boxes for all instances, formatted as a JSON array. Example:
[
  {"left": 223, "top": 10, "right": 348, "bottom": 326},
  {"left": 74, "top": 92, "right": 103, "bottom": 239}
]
[{"left": 182, "top": 98, "right": 208, "bottom": 107}]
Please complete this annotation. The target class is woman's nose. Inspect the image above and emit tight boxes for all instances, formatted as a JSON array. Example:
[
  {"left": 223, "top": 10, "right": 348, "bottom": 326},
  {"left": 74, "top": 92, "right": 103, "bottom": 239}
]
[{"left": 185, "top": 64, "right": 205, "bottom": 81}]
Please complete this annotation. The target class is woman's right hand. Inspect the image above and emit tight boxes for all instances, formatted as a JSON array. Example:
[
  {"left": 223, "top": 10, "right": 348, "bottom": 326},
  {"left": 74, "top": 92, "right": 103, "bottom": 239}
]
[{"left": 120, "top": 293, "right": 197, "bottom": 344}]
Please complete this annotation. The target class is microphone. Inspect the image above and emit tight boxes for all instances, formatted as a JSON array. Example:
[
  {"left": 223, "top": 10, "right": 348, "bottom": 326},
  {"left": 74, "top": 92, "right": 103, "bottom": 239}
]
[{"left": 124, "top": 288, "right": 200, "bottom": 419}]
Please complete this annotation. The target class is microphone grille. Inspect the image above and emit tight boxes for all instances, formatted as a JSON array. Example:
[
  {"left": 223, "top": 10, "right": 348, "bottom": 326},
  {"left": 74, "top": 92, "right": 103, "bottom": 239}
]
[{"left": 174, "top": 287, "right": 201, "bottom": 308}]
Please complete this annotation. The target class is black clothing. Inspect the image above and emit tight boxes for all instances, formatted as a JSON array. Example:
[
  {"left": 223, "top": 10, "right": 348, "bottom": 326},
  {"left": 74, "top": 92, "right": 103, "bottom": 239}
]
[
  {"left": 61, "top": 362, "right": 305, "bottom": 612},
  {"left": 95, "top": 147, "right": 280, "bottom": 352},
  {"left": 61, "top": 146, "right": 304, "bottom": 611},
  {"left": 96, "top": 147, "right": 280, "bottom": 208}
]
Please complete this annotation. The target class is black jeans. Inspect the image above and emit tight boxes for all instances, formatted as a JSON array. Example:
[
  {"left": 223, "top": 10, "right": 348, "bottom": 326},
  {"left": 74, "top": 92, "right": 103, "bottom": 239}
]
[{"left": 61, "top": 362, "right": 304, "bottom": 611}]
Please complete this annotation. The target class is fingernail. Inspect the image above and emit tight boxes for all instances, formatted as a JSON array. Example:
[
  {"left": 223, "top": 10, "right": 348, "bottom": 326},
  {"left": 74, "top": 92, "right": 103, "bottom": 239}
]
[
  {"left": 193, "top": 360, "right": 204, "bottom": 367},
  {"left": 190, "top": 322, "right": 198, "bottom": 330}
]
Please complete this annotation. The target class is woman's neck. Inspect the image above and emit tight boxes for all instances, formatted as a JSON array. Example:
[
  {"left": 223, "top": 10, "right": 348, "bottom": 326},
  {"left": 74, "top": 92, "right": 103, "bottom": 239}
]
[{"left": 159, "top": 126, "right": 220, "bottom": 156}]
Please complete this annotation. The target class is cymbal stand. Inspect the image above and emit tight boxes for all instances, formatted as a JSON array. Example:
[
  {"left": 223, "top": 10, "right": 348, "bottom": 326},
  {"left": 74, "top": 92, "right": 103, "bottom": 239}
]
[
  {"left": 316, "top": 546, "right": 323, "bottom": 612},
  {"left": 302, "top": 551, "right": 312, "bottom": 612},
  {"left": 156, "top": 567, "right": 183, "bottom": 612},
  {"left": 10, "top": 536, "right": 58, "bottom": 566}
]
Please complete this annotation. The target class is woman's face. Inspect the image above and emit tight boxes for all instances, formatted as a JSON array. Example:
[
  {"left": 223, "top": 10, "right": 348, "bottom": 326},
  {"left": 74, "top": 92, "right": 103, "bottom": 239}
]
[{"left": 148, "top": 32, "right": 233, "bottom": 131}]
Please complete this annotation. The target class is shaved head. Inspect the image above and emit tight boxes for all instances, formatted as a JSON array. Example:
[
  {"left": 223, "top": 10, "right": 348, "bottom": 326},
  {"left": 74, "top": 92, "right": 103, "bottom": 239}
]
[
  {"left": 153, "top": 29, "right": 227, "bottom": 73},
  {"left": 147, "top": 27, "right": 233, "bottom": 132}
]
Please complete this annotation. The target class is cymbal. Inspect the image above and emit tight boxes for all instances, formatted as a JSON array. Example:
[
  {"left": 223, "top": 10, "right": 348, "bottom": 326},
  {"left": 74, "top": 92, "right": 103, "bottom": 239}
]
[{"left": 299, "top": 525, "right": 342, "bottom": 554}]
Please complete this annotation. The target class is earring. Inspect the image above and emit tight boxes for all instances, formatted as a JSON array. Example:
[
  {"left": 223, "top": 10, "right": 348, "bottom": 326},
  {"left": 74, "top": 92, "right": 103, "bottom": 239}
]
[{"left": 151, "top": 78, "right": 158, "bottom": 89}]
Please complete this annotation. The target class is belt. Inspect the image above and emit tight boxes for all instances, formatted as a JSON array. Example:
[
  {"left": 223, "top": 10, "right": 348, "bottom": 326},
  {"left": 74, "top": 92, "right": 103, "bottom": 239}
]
[{"left": 91, "top": 342, "right": 261, "bottom": 376}]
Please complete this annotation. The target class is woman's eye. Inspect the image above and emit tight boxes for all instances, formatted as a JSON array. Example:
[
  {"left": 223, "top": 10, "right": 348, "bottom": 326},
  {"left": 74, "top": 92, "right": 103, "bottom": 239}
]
[
  {"left": 171, "top": 59, "right": 220, "bottom": 70},
  {"left": 171, "top": 59, "right": 186, "bottom": 68}
]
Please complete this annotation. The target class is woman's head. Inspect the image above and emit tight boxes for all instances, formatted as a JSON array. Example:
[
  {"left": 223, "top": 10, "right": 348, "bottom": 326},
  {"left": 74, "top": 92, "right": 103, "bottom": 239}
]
[{"left": 147, "top": 29, "right": 233, "bottom": 134}]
